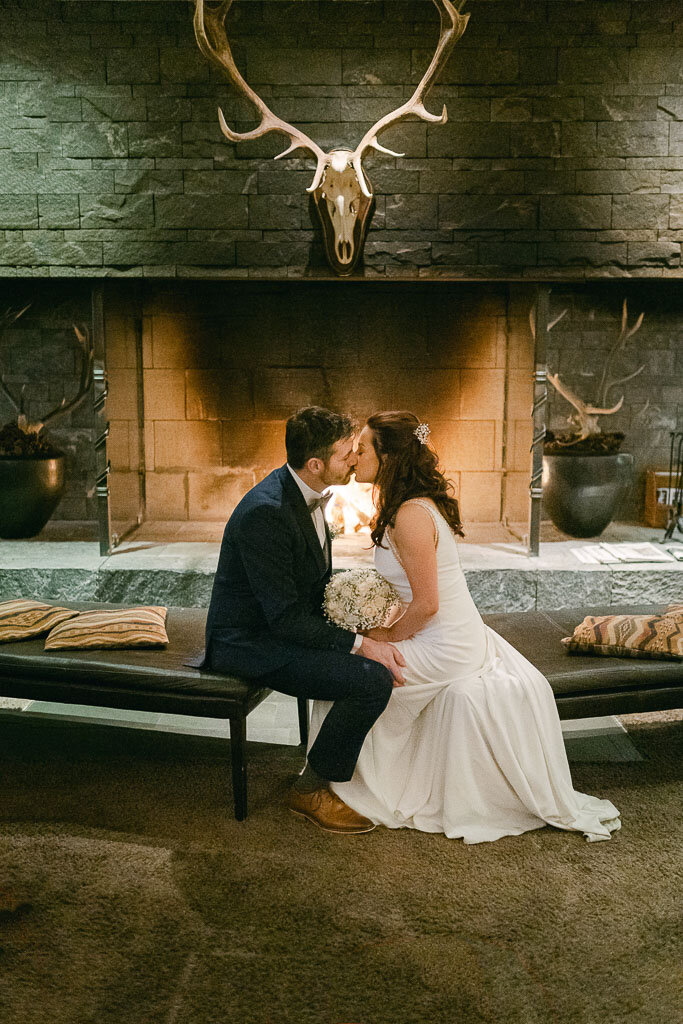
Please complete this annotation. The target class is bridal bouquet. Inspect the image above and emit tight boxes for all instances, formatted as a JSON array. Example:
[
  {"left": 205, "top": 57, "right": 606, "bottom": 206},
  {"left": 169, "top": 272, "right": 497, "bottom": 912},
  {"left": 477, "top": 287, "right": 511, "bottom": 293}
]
[{"left": 323, "top": 568, "right": 401, "bottom": 631}]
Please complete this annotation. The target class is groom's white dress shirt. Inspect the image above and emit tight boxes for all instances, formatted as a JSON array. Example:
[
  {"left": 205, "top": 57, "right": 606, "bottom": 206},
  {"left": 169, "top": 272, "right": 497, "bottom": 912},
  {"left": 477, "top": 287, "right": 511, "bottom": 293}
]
[{"left": 286, "top": 464, "right": 362, "bottom": 655}]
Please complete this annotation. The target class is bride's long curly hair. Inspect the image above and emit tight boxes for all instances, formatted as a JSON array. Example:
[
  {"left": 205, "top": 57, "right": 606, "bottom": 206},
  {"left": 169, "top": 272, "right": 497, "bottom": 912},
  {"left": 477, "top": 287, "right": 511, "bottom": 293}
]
[{"left": 367, "top": 411, "right": 465, "bottom": 547}]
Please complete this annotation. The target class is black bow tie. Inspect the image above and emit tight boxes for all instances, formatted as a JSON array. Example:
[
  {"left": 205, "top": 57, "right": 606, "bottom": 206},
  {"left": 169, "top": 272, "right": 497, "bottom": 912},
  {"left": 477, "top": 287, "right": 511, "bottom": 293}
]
[{"left": 308, "top": 491, "right": 333, "bottom": 514}]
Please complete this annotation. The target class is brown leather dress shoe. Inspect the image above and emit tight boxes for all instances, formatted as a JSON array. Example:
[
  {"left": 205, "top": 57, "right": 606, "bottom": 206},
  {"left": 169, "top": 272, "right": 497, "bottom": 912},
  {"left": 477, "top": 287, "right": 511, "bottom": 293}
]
[{"left": 287, "top": 786, "right": 377, "bottom": 834}]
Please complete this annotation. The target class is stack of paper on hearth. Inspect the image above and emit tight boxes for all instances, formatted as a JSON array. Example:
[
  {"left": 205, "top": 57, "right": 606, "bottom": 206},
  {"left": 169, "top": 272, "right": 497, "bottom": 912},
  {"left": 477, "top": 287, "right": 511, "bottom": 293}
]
[{"left": 571, "top": 542, "right": 677, "bottom": 564}]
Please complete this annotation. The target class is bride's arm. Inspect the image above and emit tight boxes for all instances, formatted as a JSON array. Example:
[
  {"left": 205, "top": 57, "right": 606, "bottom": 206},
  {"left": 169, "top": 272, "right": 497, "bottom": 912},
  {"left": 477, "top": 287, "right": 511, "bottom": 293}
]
[{"left": 364, "top": 504, "right": 439, "bottom": 643}]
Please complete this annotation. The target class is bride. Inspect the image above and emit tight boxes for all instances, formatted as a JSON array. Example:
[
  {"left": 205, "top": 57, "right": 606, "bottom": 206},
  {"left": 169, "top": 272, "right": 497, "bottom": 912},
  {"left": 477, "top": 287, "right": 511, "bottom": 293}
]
[{"left": 308, "top": 411, "right": 621, "bottom": 844}]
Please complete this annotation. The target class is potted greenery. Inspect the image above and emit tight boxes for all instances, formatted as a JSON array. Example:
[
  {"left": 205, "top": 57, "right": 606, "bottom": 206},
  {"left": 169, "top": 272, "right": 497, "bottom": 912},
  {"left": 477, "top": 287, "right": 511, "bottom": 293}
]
[
  {"left": 0, "top": 304, "right": 93, "bottom": 539},
  {"left": 537, "top": 300, "right": 644, "bottom": 538}
]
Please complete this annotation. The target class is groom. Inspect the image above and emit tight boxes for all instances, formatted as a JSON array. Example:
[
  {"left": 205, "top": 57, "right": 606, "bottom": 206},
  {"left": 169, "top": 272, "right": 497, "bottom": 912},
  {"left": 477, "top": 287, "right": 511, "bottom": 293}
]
[{"left": 204, "top": 406, "right": 406, "bottom": 834}]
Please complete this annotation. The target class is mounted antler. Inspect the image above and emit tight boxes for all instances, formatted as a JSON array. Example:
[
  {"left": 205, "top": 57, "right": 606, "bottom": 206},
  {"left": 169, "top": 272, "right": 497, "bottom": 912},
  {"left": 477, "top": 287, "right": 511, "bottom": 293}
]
[
  {"left": 351, "top": 0, "right": 470, "bottom": 197},
  {"left": 0, "top": 313, "right": 93, "bottom": 435},
  {"left": 193, "top": 0, "right": 469, "bottom": 274},
  {"left": 193, "top": 0, "right": 329, "bottom": 192}
]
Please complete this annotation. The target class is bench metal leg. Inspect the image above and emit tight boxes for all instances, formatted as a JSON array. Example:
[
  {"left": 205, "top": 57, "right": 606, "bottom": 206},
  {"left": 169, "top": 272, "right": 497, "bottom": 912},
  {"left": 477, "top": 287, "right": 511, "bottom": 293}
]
[
  {"left": 229, "top": 716, "right": 247, "bottom": 821},
  {"left": 297, "top": 697, "right": 309, "bottom": 747}
]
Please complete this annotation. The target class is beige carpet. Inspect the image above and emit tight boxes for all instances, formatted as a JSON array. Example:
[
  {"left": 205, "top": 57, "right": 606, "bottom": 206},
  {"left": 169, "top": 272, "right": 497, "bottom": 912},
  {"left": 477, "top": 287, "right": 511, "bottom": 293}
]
[{"left": 0, "top": 710, "right": 681, "bottom": 1024}]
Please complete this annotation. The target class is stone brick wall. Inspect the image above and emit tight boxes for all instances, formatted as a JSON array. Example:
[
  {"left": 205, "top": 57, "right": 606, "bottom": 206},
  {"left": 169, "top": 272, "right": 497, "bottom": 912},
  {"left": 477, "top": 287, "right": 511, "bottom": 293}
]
[{"left": 0, "top": 0, "right": 681, "bottom": 279}]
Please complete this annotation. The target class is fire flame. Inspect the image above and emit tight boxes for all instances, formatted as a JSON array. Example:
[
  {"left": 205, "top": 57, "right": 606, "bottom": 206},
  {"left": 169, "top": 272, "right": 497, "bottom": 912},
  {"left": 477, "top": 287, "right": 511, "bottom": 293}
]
[{"left": 325, "top": 479, "right": 375, "bottom": 535}]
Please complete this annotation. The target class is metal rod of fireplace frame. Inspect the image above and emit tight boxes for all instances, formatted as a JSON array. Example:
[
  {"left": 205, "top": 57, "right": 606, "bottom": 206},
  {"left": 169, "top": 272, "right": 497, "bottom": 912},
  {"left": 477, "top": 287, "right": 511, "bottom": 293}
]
[
  {"left": 528, "top": 285, "right": 550, "bottom": 557},
  {"left": 91, "top": 283, "right": 112, "bottom": 557},
  {"left": 134, "top": 315, "right": 147, "bottom": 523}
]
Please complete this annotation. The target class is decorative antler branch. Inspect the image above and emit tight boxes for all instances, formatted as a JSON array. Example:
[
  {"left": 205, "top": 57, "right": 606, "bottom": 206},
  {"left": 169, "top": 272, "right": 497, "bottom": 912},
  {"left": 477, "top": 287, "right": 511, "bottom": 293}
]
[
  {"left": 529, "top": 297, "right": 647, "bottom": 447},
  {"left": 0, "top": 303, "right": 32, "bottom": 418},
  {"left": 528, "top": 305, "right": 568, "bottom": 341},
  {"left": 0, "top": 303, "right": 32, "bottom": 329},
  {"left": 27, "top": 325, "right": 93, "bottom": 434},
  {"left": 546, "top": 373, "right": 624, "bottom": 443},
  {"left": 596, "top": 298, "right": 645, "bottom": 407},
  {"left": 0, "top": 309, "right": 93, "bottom": 436},
  {"left": 193, "top": 0, "right": 329, "bottom": 192},
  {"left": 0, "top": 377, "right": 22, "bottom": 417},
  {"left": 351, "top": 0, "right": 470, "bottom": 196}
]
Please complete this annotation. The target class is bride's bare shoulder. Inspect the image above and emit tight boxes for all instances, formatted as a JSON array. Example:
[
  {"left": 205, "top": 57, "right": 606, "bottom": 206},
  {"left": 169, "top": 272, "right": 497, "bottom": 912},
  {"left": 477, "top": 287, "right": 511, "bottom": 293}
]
[
  {"left": 393, "top": 499, "right": 438, "bottom": 541},
  {"left": 395, "top": 497, "right": 438, "bottom": 518}
]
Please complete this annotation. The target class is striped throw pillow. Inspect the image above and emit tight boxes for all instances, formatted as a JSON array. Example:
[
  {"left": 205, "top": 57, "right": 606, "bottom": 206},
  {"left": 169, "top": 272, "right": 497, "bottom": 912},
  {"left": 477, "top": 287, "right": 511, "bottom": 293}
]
[
  {"left": 44, "top": 606, "right": 169, "bottom": 650},
  {"left": 562, "top": 609, "right": 683, "bottom": 661},
  {"left": 0, "top": 600, "right": 79, "bottom": 643}
]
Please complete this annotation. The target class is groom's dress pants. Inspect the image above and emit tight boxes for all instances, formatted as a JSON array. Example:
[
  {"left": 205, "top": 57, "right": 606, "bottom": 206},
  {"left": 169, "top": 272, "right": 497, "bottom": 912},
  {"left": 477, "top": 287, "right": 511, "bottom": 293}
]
[{"left": 258, "top": 649, "right": 393, "bottom": 782}]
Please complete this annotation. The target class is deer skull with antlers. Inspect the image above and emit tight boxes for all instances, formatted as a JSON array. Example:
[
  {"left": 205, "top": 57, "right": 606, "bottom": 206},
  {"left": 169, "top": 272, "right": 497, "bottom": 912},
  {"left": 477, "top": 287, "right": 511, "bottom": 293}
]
[{"left": 193, "top": 0, "right": 470, "bottom": 276}]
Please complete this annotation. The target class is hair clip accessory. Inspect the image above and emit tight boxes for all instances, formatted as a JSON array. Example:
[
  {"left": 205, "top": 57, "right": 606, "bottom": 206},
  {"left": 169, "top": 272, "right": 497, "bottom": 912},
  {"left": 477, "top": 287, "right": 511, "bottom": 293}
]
[{"left": 413, "top": 422, "right": 431, "bottom": 445}]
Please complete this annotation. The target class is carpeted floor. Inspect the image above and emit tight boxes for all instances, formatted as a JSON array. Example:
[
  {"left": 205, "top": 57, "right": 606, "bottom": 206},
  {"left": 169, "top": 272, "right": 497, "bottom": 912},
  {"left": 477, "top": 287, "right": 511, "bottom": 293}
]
[{"left": 0, "top": 710, "right": 681, "bottom": 1024}]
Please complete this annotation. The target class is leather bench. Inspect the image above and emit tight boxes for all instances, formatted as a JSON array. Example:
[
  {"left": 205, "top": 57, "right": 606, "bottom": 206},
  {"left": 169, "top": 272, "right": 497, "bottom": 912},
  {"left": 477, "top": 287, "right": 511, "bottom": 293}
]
[
  {"left": 0, "top": 605, "right": 307, "bottom": 823},
  {"left": 483, "top": 606, "right": 682, "bottom": 719},
  {"left": 0, "top": 604, "right": 680, "bottom": 821}
]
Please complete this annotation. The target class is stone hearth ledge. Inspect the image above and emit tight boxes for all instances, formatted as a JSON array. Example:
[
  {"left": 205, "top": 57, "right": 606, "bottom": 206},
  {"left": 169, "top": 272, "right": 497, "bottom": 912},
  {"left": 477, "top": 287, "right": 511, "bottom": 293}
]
[{"left": 0, "top": 540, "right": 680, "bottom": 613}]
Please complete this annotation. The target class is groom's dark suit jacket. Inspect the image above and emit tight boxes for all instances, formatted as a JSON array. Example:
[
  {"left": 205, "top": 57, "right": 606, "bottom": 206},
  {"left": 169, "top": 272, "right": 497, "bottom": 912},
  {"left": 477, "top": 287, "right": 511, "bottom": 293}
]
[{"left": 204, "top": 464, "right": 356, "bottom": 677}]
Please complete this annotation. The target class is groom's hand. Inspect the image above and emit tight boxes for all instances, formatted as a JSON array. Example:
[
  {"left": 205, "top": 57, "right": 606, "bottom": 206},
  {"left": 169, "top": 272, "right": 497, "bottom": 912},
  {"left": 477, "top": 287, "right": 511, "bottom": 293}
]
[{"left": 359, "top": 637, "right": 406, "bottom": 686}]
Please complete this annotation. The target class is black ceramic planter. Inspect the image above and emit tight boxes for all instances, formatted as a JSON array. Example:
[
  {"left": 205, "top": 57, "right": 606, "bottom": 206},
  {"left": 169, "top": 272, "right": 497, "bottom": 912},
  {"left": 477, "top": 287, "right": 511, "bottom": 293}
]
[
  {"left": 542, "top": 452, "right": 634, "bottom": 538},
  {"left": 0, "top": 454, "right": 66, "bottom": 539}
]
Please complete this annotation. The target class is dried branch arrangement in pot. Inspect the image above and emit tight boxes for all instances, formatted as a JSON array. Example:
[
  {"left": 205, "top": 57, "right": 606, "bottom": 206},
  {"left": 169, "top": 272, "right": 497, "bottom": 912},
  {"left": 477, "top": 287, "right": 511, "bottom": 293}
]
[
  {"left": 530, "top": 299, "right": 646, "bottom": 455},
  {"left": 0, "top": 303, "right": 94, "bottom": 458}
]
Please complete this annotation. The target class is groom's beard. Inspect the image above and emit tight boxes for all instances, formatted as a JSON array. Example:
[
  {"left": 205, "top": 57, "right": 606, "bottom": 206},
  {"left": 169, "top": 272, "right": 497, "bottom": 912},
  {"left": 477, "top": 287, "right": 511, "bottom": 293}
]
[
  {"left": 321, "top": 466, "right": 355, "bottom": 487},
  {"left": 325, "top": 471, "right": 353, "bottom": 486}
]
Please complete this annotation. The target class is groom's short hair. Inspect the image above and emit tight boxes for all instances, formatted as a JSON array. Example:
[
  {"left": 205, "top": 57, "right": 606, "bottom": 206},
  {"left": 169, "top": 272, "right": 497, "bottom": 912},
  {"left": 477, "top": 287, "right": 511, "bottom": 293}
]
[{"left": 286, "top": 406, "right": 355, "bottom": 469}]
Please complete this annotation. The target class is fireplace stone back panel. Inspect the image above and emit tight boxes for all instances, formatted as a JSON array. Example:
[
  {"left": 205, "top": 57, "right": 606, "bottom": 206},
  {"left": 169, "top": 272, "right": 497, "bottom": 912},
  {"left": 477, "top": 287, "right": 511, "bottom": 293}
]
[
  {"left": 106, "top": 280, "right": 533, "bottom": 524},
  {"left": 103, "top": 279, "right": 681, "bottom": 528}
]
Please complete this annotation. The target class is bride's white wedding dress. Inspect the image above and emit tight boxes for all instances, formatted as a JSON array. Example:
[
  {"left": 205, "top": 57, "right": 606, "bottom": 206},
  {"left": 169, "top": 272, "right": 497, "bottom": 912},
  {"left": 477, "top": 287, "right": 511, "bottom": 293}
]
[{"left": 308, "top": 498, "right": 621, "bottom": 844}]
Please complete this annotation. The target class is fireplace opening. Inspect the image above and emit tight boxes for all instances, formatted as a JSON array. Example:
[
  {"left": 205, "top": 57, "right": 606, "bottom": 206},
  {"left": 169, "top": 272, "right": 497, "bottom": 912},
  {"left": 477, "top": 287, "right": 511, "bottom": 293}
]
[
  {"left": 103, "top": 279, "right": 531, "bottom": 553},
  {"left": 1, "top": 279, "right": 679, "bottom": 556}
]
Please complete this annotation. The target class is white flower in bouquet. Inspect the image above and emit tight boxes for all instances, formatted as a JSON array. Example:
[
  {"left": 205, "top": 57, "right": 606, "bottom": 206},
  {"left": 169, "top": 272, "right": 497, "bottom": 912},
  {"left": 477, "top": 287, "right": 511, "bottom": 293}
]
[{"left": 323, "top": 568, "right": 401, "bottom": 631}]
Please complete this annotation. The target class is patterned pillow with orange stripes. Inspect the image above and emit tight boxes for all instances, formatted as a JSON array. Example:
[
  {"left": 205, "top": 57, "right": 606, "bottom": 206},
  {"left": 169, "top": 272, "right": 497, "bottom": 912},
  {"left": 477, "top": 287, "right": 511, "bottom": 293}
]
[
  {"left": 44, "top": 606, "right": 169, "bottom": 650},
  {"left": 0, "top": 600, "right": 80, "bottom": 643},
  {"left": 562, "top": 605, "right": 683, "bottom": 660}
]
